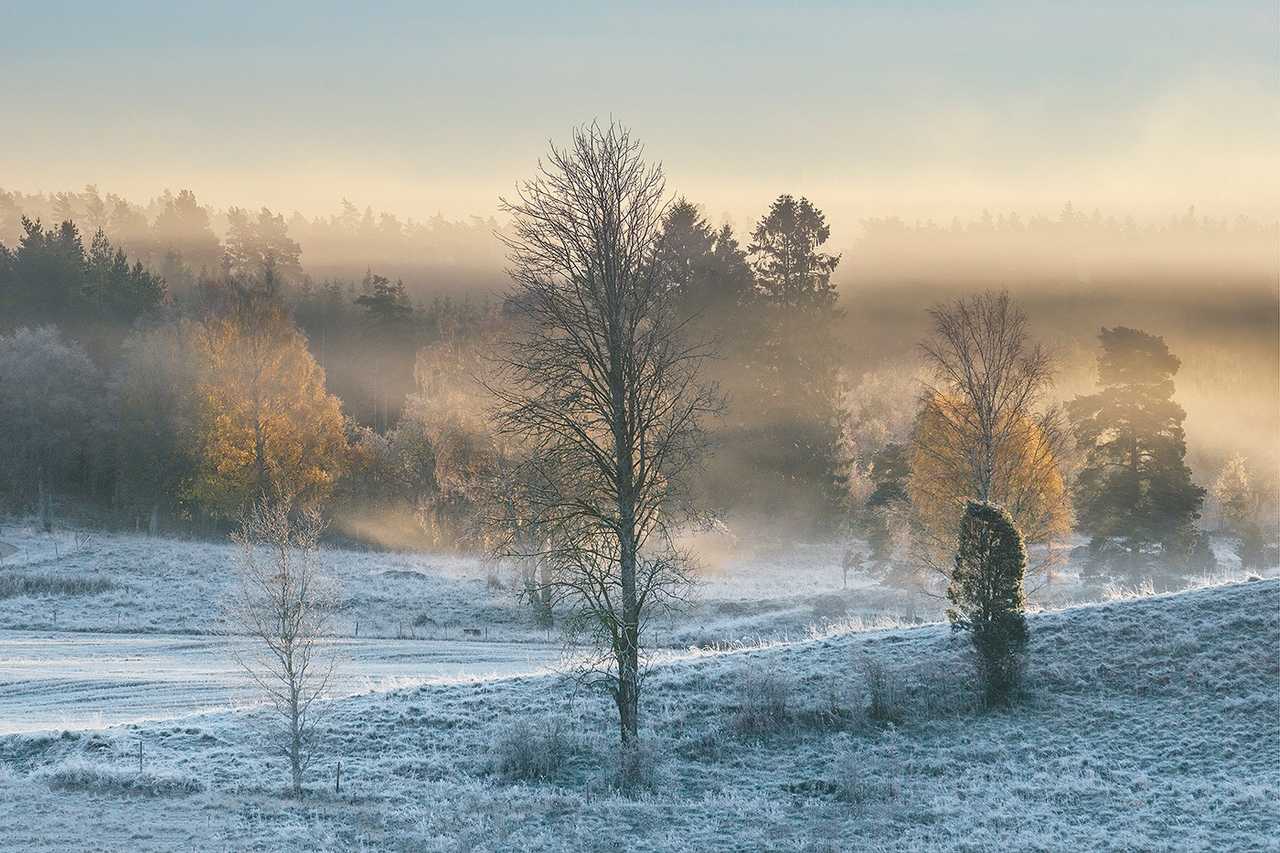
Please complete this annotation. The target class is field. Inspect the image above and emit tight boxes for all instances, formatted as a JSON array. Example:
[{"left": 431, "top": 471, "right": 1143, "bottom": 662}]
[{"left": 0, "top": 525, "right": 1276, "bottom": 850}]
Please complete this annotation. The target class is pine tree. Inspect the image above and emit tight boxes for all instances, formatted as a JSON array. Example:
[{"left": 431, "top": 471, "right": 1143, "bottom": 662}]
[
  {"left": 748, "top": 195, "right": 840, "bottom": 309},
  {"left": 85, "top": 229, "right": 166, "bottom": 323},
  {"left": 864, "top": 442, "right": 911, "bottom": 560},
  {"left": 737, "top": 194, "right": 846, "bottom": 531},
  {"left": 1069, "top": 327, "right": 1206, "bottom": 580},
  {"left": 355, "top": 272, "right": 413, "bottom": 327},
  {"left": 354, "top": 272, "right": 416, "bottom": 431},
  {"left": 656, "top": 198, "right": 752, "bottom": 316},
  {"left": 946, "top": 500, "right": 1029, "bottom": 705}
]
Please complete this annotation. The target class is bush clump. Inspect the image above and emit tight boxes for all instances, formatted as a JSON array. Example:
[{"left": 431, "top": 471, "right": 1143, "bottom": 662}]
[
  {"left": 489, "top": 717, "right": 573, "bottom": 782},
  {"left": 0, "top": 574, "right": 115, "bottom": 600},
  {"left": 946, "top": 500, "right": 1029, "bottom": 706},
  {"left": 732, "top": 667, "right": 792, "bottom": 736},
  {"left": 861, "top": 657, "right": 904, "bottom": 724},
  {"left": 38, "top": 757, "right": 203, "bottom": 797}
]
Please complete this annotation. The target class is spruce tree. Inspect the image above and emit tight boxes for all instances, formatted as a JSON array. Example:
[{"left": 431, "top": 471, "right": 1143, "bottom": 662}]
[
  {"left": 656, "top": 198, "right": 753, "bottom": 317},
  {"left": 864, "top": 442, "right": 911, "bottom": 560},
  {"left": 739, "top": 194, "right": 847, "bottom": 531},
  {"left": 1068, "top": 327, "right": 1206, "bottom": 580},
  {"left": 947, "top": 500, "right": 1029, "bottom": 706}
]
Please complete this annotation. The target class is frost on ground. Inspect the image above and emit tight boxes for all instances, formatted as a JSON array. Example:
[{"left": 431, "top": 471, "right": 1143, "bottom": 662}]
[
  {"left": 1, "top": 525, "right": 1259, "bottom": 646},
  {"left": 0, "top": 577, "right": 1275, "bottom": 851},
  {"left": 0, "top": 526, "right": 525, "bottom": 641}
]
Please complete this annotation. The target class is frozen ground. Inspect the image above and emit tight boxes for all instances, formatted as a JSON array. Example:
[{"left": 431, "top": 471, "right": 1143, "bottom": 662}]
[
  {"left": 0, "top": 631, "right": 559, "bottom": 734},
  {"left": 3, "top": 524, "right": 1258, "bottom": 648},
  {"left": 0, "top": 575, "right": 1275, "bottom": 851},
  {"left": 0, "top": 526, "right": 532, "bottom": 641}
]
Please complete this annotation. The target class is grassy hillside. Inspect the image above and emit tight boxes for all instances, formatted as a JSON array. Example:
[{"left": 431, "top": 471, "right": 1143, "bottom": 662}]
[{"left": 1, "top": 577, "right": 1275, "bottom": 851}]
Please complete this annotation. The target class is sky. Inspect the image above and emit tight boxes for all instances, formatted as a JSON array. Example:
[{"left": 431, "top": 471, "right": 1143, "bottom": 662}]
[{"left": 3, "top": 1, "right": 1277, "bottom": 239}]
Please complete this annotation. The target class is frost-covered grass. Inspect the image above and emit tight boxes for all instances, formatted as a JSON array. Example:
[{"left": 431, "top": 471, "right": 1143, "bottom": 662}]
[
  {"left": 35, "top": 755, "right": 204, "bottom": 797},
  {"left": 1, "top": 577, "right": 1275, "bottom": 851},
  {"left": 0, "top": 572, "right": 115, "bottom": 600},
  {"left": 0, "top": 524, "right": 536, "bottom": 640},
  {"left": 0, "top": 522, "right": 1270, "bottom": 647}
]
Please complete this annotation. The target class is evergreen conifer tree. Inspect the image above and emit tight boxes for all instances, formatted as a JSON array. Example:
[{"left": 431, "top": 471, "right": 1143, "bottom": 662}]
[
  {"left": 1069, "top": 327, "right": 1206, "bottom": 580},
  {"left": 946, "top": 500, "right": 1029, "bottom": 705}
]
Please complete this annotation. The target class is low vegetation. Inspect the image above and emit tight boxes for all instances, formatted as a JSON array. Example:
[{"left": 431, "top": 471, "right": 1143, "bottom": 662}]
[
  {"left": 0, "top": 578, "right": 1272, "bottom": 850},
  {"left": 0, "top": 573, "right": 114, "bottom": 600},
  {"left": 36, "top": 757, "right": 203, "bottom": 798}
]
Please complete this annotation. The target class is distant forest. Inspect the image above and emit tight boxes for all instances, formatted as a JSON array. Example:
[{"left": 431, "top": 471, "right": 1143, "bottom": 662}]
[{"left": 0, "top": 185, "right": 1275, "bottom": 573}]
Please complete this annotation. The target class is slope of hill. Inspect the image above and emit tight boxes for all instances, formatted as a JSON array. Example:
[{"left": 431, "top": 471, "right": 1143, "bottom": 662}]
[{"left": 0, "top": 576, "right": 1275, "bottom": 851}]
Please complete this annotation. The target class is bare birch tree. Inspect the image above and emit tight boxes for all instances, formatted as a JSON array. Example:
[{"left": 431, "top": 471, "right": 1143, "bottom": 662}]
[
  {"left": 228, "top": 494, "right": 338, "bottom": 797},
  {"left": 486, "top": 121, "right": 719, "bottom": 759},
  {"left": 912, "top": 290, "right": 1070, "bottom": 581}
]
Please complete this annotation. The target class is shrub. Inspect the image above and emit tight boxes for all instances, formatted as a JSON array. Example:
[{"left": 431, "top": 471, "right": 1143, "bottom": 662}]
[
  {"left": 731, "top": 667, "right": 791, "bottom": 736},
  {"left": 946, "top": 500, "right": 1029, "bottom": 706},
  {"left": 861, "top": 657, "right": 904, "bottom": 724},
  {"left": 0, "top": 573, "right": 115, "bottom": 600},
  {"left": 37, "top": 757, "right": 203, "bottom": 797},
  {"left": 490, "top": 717, "right": 572, "bottom": 782},
  {"left": 833, "top": 731, "right": 907, "bottom": 806}
]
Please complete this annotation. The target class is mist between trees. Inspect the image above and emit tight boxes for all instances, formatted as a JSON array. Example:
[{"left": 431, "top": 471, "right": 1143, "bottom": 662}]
[{"left": 0, "top": 147, "right": 1275, "bottom": 568}]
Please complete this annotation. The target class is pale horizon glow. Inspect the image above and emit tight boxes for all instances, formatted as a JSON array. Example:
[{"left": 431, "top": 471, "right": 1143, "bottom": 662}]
[{"left": 3, "top": 1, "right": 1277, "bottom": 244}]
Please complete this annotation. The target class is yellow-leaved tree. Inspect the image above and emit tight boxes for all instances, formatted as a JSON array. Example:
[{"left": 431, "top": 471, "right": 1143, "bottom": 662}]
[
  {"left": 192, "top": 285, "right": 347, "bottom": 516},
  {"left": 909, "top": 392, "right": 1071, "bottom": 577}
]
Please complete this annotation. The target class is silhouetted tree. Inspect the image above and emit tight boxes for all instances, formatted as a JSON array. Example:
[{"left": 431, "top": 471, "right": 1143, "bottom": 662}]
[
  {"left": 151, "top": 189, "right": 222, "bottom": 275},
  {"left": 1069, "top": 327, "right": 1206, "bottom": 580},
  {"left": 1, "top": 220, "right": 164, "bottom": 340},
  {"left": 749, "top": 195, "right": 840, "bottom": 309},
  {"left": 4, "top": 218, "right": 85, "bottom": 327},
  {"left": 864, "top": 442, "right": 911, "bottom": 560},
  {"left": 353, "top": 272, "right": 416, "bottom": 431},
  {"left": 731, "top": 194, "right": 846, "bottom": 531},
  {"left": 656, "top": 199, "right": 753, "bottom": 316},
  {"left": 0, "top": 327, "right": 102, "bottom": 529},
  {"left": 111, "top": 322, "right": 199, "bottom": 534},
  {"left": 225, "top": 207, "right": 303, "bottom": 282},
  {"left": 489, "top": 122, "right": 718, "bottom": 764},
  {"left": 85, "top": 229, "right": 166, "bottom": 324},
  {"left": 1212, "top": 455, "right": 1279, "bottom": 572},
  {"left": 355, "top": 272, "right": 413, "bottom": 327}
]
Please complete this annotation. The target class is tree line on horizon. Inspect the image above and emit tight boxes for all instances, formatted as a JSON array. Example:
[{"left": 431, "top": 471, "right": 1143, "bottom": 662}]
[{"left": 0, "top": 173, "right": 1275, "bottom": 581}]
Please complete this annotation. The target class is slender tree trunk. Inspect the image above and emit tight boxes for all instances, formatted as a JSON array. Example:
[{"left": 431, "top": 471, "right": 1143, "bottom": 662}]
[
  {"left": 289, "top": 713, "right": 303, "bottom": 797},
  {"left": 538, "top": 559, "right": 553, "bottom": 621},
  {"left": 287, "top": 655, "right": 304, "bottom": 797},
  {"left": 616, "top": 529, "right": 640, "bottom": 746},
  {"left": 148, "top": 504, "right": 160, "bottom": 537},
  {"left": 37, "top": 465, "right": 52, "bottom": 533},
  {"left": 611, "top": 317, "right": 641, "bottom": 748}
]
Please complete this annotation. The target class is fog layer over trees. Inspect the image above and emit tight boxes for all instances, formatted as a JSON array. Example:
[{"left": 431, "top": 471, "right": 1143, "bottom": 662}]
[{"left": 0, "top": 159, "right": 1276, "bottom": 580}]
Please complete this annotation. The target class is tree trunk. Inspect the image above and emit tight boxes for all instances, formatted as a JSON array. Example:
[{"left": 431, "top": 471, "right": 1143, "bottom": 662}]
[
  {"left": 148, "top": 504, "right": 160, "bottom": 537},
  {"left": 538, "top": 560, "right": 553, "bottom": 623},
  {"left": 289, "top": 690, "right": 304, "bottom": 797},
  {"left": 615, "top": 642, "right": 639, "bottom": 745},
  {"left": 37, "top": 466, "right": 52, "bottom": 533}
]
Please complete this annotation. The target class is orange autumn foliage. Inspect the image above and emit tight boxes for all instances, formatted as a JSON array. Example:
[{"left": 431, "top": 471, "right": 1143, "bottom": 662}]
[
  {"left": 192, "top": 295, "right": 346, "bottom": 516},
  {"left": 909, "top": 393, "right": 1071, "bottom": 561}
]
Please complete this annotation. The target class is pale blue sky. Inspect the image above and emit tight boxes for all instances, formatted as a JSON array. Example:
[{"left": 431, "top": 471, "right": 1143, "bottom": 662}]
[{"left": 3, "top": 1, "right": 1276, "bottom": 234}]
